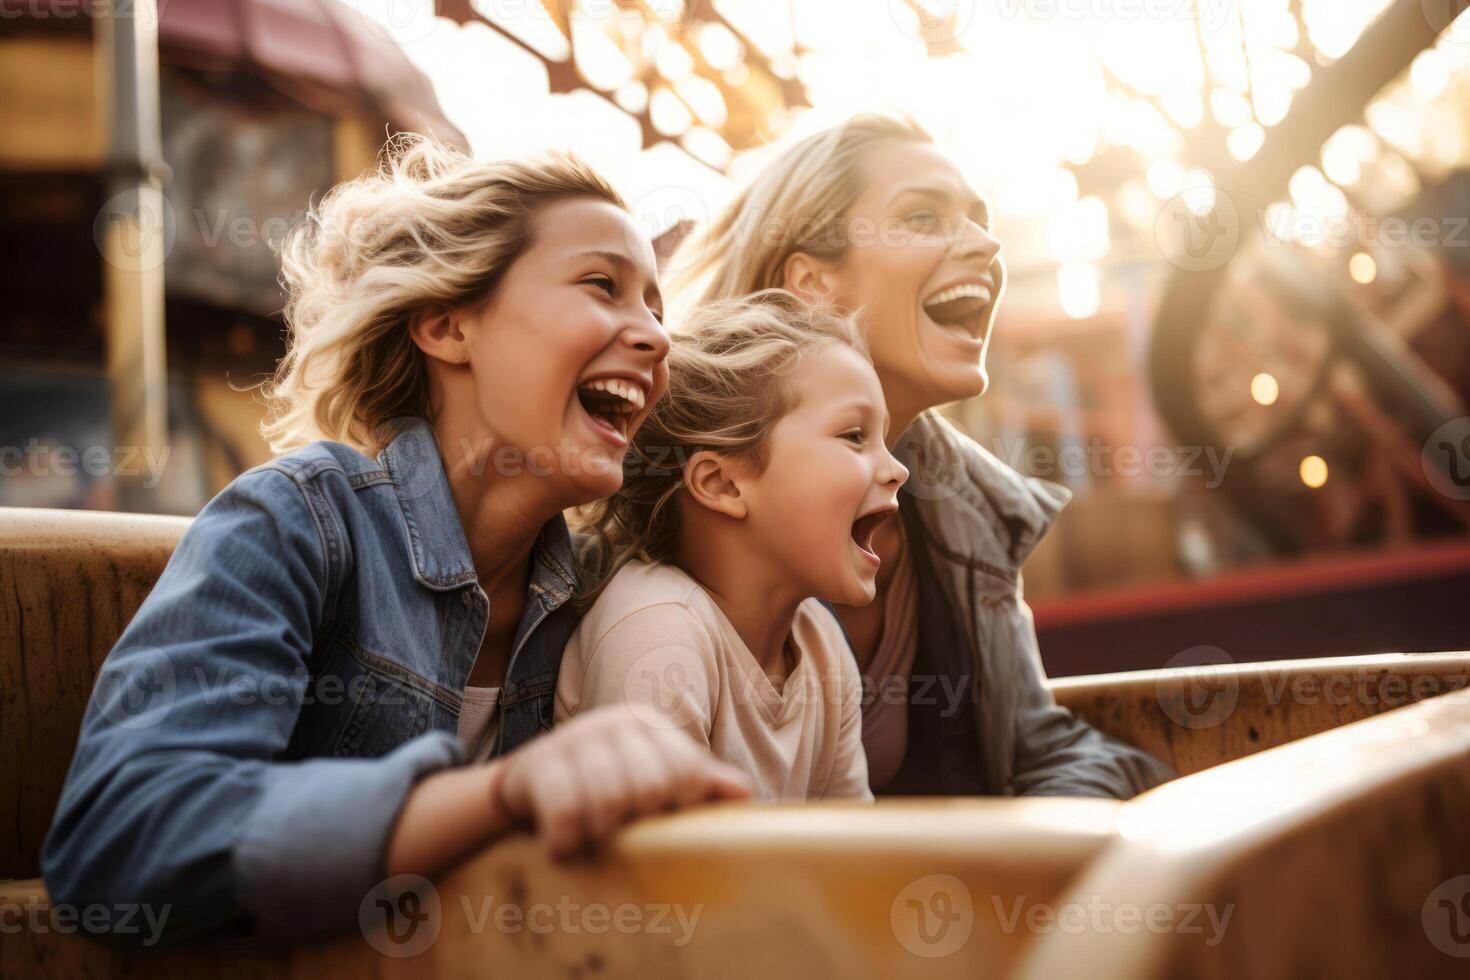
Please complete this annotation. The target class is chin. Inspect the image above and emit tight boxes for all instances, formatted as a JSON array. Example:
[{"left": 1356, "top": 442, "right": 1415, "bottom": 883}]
[
  {"left": 838, "top": 574, "right": 878, "bottom": 607},
  {"left": 565, "top": 447, "right": 628, "bottom": 502},
  {"left": 929, "top": 366, "right": 988, "bottom": 405}
]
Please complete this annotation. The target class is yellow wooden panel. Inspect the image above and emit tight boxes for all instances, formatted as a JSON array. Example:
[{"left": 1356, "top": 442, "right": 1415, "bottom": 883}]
[{"left": 0, "top": 37, "right": 102, "bottom": 169}]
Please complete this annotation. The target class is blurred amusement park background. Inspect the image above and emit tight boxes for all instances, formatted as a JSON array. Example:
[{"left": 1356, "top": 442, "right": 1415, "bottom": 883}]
[{"left": 2, "top": 0, "right": 1469, "bottom": 672}]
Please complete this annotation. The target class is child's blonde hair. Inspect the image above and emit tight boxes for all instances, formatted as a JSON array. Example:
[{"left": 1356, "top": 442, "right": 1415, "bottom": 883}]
[
  {"left": 260, "top": 134, "right": 626, "bottom": 455},
  {"left": 576, "top": 289, "right": 866, "bottom": 597}
]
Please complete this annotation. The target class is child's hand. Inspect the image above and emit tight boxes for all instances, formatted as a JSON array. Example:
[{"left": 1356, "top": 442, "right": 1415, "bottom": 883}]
[{"left": 489, "top": 704, "right": 752, "bottom": 857}]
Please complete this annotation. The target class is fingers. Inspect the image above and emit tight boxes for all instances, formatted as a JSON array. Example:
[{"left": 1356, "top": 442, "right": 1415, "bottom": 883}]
[
  {"left": 646, "top": 723, "right": 753, "bottom": 810},
  {"left": 570, "top": 734, "right": 633, "bottom": 848},
  {"left": 523, "top": 752, "right": 585, "bottom": 858},
  {"left": 696, "top": 756, "right": 755, "bottom": 801},
  {"left": 616, "top": 719, "right": 679, "bottom": 818},
  {"left": 505, "top": 705, "right": 753, "bottom": 859}
]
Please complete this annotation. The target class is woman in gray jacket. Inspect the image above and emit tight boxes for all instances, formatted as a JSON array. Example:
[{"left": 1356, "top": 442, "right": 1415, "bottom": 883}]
[{"left": 667, "top": 114, "right": 1174, "bottom": 798}]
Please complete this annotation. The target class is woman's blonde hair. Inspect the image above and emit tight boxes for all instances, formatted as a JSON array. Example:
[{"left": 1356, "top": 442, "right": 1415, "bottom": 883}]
[
  {"left": 575, "top": 289, "right": 865, "bottom": 597},
  {"left": 260, "top": 134, "right": 626, "bottom": 455},
  {"left": 666, "top": 113, "right": 931, "bottom": 312}
]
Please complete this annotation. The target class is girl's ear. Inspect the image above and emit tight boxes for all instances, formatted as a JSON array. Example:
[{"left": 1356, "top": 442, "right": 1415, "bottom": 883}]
[
  {"left": 682, "top": 450, "right": 747, "bottom": 519},
  {"left": 781, "top": 251, "right": 837, "bottom": 303},
  {"left": 408, "top": 304, "right": 470, "bottom": 365}
]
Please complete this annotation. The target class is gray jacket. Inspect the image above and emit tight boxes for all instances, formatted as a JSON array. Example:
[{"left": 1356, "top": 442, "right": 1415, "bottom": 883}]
[{"left": 884, "top": 411, "right": 1175, "bottom": 798}]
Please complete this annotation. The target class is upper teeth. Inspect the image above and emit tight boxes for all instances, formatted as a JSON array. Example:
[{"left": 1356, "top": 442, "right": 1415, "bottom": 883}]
[
  {"left": 924, "top": 283, "right": 992, "bottom": 308},
  {"left": 582, "top": 378, "right": 646, "bottom": 411}
]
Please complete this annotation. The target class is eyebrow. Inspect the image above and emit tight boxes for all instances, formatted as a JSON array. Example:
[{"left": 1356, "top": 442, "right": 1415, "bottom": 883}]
[
  {"left": 886, "top": 184, "right": 990, "bottom": 223},
  {"left": 574, "top": 249, "right": 664, "bottom": 310},
  {"left": 826, "top": 396, "right": 886, "bottom": 425}
]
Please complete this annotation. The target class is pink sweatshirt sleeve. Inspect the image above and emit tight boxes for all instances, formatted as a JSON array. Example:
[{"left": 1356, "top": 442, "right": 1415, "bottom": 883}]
[{"left": 821, "top": 639, "right": 876, "bottom": 801}]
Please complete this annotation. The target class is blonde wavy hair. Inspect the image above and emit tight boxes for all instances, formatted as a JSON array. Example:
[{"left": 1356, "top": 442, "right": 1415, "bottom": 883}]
[
  {"left": 260, "top": 134, "right": 626, "bottom": 455},
  {"left": 575, "top": 289, "right": 865, "bottom": 601},
  {"left": 666, "top": 113, "right": 931, "bottom": 312}
]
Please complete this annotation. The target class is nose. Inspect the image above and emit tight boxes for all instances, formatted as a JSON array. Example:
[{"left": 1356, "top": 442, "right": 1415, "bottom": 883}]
[
  {"left": 947, "top": 213, "right": 1002, "bottom": 272},
  {"left": 879, "top": 446, "right": 909, "bottom": 492},
  {"left": 622, "top": 306, "right": 671, "bottom": 362}
]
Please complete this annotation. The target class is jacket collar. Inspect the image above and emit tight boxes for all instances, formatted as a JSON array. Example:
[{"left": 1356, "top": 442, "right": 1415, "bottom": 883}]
[
  {"left": 376, "top": 417, "right": 578, "bottom": 600},
  {"left": 894, "top": 410, "right": 1070, "bottom": 575}
]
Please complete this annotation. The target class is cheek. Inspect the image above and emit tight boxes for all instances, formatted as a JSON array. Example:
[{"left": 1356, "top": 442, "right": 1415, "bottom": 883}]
[
  {"left": 844, "top": 247, "right": 937, "bottom": 356},
  {"left": 780, "top": 449, "right": 865, "bottom": 525}
]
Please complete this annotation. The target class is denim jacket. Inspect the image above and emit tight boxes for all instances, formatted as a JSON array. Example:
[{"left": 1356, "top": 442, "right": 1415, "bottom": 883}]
[{"left": 42, "top": 417, "right": 581, "bottom": 946}]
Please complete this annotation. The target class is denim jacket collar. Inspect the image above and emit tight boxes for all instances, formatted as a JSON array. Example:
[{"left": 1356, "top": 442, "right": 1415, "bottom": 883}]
[{"left": 376, "top": 416, "right": 578, "bottom": 602}]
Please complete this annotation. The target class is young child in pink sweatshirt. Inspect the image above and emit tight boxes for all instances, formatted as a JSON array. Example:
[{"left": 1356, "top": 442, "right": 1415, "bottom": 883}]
[{"left": 557, "top": 290, "right": 909, "bottom": 800}]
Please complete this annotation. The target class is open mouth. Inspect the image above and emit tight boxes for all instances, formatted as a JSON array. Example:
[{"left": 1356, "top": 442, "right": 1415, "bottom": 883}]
[
  {"left": 576, "top": 377, "right": 647, "bottom": 446},
  {"left": 850, "top": 506, "right": 897, "bottom": 565},
  {"left": 922, "top": 282, "right": 994, "bottom": 340}
]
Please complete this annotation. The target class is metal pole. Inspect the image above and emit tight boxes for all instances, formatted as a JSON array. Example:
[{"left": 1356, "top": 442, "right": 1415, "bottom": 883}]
[{"left": 95, "top": 0, "right": 169, "bottom": 513}]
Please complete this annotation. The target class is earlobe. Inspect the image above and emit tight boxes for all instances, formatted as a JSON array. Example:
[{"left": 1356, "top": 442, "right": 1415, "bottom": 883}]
[{"left": 683, "top": 450, "right": 747, "bottom": 520}]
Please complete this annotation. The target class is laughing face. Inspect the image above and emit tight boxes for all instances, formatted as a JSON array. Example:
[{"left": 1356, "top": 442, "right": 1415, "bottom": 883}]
[
  {"left": 457, "top": 197, "right": 670, "bottom": 504},
  {"left": 790, "top": 140, "right": 1004, "bottom": 432},
  {"left": 738, "top": 344, "right": 909, "bottom": 606}
]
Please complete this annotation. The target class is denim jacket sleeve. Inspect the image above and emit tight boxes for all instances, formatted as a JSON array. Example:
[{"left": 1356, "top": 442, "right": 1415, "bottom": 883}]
[{"left": 41, "top": 465, "right": 463, "bottom": 947}]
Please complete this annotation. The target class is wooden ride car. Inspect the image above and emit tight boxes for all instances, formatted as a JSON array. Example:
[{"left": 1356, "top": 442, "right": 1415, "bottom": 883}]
[{"left": 2, "top": 507, "right": 1467, "bottom": 978}]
